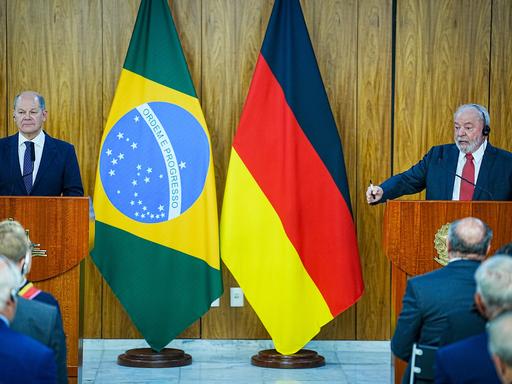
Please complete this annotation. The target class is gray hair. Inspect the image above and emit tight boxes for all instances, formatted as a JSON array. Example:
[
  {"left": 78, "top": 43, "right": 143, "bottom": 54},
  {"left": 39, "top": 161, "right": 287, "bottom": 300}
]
[
  {"left": 448, "top": 217, "right": 493, "bottom": 258},
  {"left": 489, "top": 311, "right": 512, "bottom": 367},
  {"left": 475, "top": 256, "right": 512, "bottom": 313},
  {"left": 454, "top": 103, "right": 490, "bottom": 127},
  {"left": 0, "top": 220, "right": 30, "bottom": 263},
  {"left": 13, "top": 91, "right": 46, "bottom": 111},
  {"left": 0, "top": 255, "right": 22, "bottom": 311}
]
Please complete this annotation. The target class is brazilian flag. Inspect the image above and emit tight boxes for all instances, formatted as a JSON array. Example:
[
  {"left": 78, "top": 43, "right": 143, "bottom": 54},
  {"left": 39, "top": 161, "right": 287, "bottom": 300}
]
[{"left": 91, "top": 0, "right": 222, "bottom": 351}]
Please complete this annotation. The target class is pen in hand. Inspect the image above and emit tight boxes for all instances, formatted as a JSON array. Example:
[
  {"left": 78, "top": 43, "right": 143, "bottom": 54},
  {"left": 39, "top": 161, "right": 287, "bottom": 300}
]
[{"left": 369, "top": 179, "right": 376, "bottom": 199}]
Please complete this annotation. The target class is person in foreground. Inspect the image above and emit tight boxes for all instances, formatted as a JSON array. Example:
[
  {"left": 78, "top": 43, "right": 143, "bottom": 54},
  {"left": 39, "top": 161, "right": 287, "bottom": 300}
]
[
  {"left": 435, "top": 255, "right": 512, "bottom": 383},
  {"left": 0, "top": 90, "right": 83, "bottom": 196},
  {"left": 367, "top": 103, "right": 512, "bottom": 203},
  {"left": 0, "top": 219, "right": 67, "bottom": 383},
  {"left": 489, "top": 312, "right": 512, "bottom": 384},
  {"left": 0, "top": 255, "right": 57, "bottom": 383},
  {"left": 391, "top": 217, "right": 492, "bottom": 383}
]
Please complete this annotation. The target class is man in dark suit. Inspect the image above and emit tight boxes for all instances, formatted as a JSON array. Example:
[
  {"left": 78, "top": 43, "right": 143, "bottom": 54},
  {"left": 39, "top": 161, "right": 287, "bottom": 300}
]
[
  {"left": 0, "top": 255, "right": 57, "bottom": 384},
  {"left": 0, "top": 219, "right": 67, "bottom": 384},
  {"left": 391, "top": 217, "right": 492, "bottom": 383},
  {"left": 0, "top": 90, "right": 83, "bottom": 196},
  {"left": 434, "top": 255, "right": 512, "bottom": 383},
  {"left": 367, "top": 104, "right": 512, "bottom": 203},
  {"left": 489, "top": 312, "right": 512, "bottom": 384}
]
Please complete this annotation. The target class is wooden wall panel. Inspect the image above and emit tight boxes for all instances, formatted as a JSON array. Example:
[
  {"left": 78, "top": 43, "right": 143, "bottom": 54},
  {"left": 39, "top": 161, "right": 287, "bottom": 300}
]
[
  {"left": 394, "top": 0, "right": 491, "bottom": 186},
  {"left": 201, "top": 0, "right": 273, "bottom": 339},
  {"left": 303, "top": 0, "right": 359, "bottom": 340},
  {"left": 1, "top": 0, "right": 511, "bottom": 343},
  {"left": 490, "top": 0, "right": 512, "bottom": 152},
  {"left": 356, "top": 0, "right": 392, "bottom": 339}
]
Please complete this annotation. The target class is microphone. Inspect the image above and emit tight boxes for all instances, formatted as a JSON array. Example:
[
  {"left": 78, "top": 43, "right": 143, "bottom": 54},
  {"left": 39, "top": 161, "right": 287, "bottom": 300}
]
[
  {"left": 30, "top": 143, "right": 35, "bottom": 162},
  {"left": 437, "top": 149, "right": 494, "bottom": 200}
]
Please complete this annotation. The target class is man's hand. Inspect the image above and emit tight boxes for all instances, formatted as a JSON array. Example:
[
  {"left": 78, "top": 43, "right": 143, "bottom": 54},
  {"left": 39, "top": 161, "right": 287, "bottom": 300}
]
[{"left": 366, "top": 184, "right": 383, "bottom": 204}]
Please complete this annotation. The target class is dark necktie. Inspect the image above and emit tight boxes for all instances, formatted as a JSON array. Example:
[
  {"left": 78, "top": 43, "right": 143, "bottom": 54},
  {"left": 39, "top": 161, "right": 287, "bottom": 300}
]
[
  {"left": 460, "top": 153, "right": 475, "bottom": 200},
  {"left": 23, "top": 141, "right": 34, "bottom": 194}
]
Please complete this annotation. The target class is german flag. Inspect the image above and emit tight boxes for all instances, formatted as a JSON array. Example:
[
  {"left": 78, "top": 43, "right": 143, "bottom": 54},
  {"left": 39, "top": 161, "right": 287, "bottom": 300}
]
[
  {"left": 91, "top": 0, "right": 222, "bottom": 352},
  {"left": 221, "top": 0, "right": 364, "bottom": 355}
]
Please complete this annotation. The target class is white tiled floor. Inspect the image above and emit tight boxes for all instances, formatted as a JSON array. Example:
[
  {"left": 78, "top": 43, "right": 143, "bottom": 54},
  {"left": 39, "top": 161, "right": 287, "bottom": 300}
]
[{"left": 81, "top": 339, "right": 392, "bottom": 384}]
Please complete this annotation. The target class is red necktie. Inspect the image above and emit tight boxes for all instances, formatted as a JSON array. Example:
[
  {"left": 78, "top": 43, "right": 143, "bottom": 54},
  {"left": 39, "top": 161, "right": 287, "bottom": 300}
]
[{"left": 460, "top": 153, "right": 475, "bottom": 200}]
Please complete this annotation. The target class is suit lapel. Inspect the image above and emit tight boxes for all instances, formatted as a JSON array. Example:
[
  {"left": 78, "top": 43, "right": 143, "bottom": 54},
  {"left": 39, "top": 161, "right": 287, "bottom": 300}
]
[
  {"left": 475, "top": 143, "right": 496, "bottom": 200},
  {"left": 32, "top": 132, "right": 56, "bottom": 192},
  {"left": 442, "top": 144, "right": 459, "bottom": 199},
  {"left": 9, "top": 133, "right": 27, "bottom": 194}
]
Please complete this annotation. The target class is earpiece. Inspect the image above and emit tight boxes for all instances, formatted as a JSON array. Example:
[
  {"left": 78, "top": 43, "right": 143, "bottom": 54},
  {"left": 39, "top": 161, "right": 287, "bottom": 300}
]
[{"left": 471, "top": 104, "right": 491, "bottom": 136}]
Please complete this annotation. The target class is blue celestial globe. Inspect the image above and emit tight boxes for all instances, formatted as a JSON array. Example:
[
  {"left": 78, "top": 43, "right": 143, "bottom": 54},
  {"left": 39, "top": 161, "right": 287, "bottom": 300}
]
[{"left": 99, "top": 102, "right": 210, "bottom": 223}]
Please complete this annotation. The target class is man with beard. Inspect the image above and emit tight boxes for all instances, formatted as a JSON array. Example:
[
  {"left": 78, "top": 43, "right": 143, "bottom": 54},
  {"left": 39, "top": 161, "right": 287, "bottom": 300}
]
[{"left": 366, "top": 104, "right": 512, "bottom": 203}]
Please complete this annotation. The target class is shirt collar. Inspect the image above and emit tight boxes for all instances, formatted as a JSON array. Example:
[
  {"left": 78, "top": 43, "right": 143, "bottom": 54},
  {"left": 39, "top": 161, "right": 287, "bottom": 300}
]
[
  {"left": 458, "top": 139, "right": 487, "bottom": 164},
  {"left": 0, "top": 314, "right": 9, "bottom": 326},
  {"left": 18, "top": 130, "right": 45, "bottom": 148}
]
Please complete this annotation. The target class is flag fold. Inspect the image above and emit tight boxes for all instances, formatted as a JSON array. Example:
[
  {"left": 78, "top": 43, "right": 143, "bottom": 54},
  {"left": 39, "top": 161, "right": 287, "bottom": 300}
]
[
  {"left": 92, "top": 0, "right": 222, "bottom": 352},
  {"left": 220, "top": 0, "right": 364, "bottom": 355}
]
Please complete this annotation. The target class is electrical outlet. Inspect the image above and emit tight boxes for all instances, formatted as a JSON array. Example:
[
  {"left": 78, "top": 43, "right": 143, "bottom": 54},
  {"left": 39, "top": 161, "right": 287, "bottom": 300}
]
[{"left": 230, "top": 287, "right": 244, "bottom": 307}]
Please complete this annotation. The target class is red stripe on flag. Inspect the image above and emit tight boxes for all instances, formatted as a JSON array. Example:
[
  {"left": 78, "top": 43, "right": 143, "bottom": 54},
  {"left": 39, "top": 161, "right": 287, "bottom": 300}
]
[{"left": 234, "top": 55, "right": 363, "bottom": 314}]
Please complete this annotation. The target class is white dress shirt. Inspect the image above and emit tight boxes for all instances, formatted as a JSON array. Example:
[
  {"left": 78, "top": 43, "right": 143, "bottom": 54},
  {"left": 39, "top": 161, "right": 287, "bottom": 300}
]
[
  {"left": 452, "top": 140, "right": 487, "bottom": 200},
  {"left": 18, "top": 130, "right": 45, "bottom": 184}
]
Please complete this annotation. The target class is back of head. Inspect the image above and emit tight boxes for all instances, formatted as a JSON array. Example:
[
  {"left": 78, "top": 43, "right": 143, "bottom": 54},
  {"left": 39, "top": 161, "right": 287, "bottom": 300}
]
[
  {"left": 489, "top": 312, "right": 512, "bottom": 373},
  {"left": 496, "top": 242, "right": 512, "bottom": 257},
  {"left": 448, "top": 217, "right": 492, "bottom": 260},
  {"left": 0, "top": 255, "right": 22, "bottom": 312},
  {"left": 0, "top": 220, "right": 30, "bottom": 263},
  {"left": 475, "top": 256, "right": 512, "bottom": 316}
]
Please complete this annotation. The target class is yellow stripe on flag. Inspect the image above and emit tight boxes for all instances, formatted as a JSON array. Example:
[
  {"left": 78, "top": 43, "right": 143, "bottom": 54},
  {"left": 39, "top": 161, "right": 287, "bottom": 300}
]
[
  {"left": 94, "top": 69, "right": 219, "bottom": 269},
  {"left": 221, "top": 150, "right": 333, "bottom": 355}
]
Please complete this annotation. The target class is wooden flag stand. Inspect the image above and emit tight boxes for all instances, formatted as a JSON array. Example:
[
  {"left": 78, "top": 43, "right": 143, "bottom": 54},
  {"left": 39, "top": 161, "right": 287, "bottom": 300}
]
[
  {"left": 117, "top": 348, "right": 192, "bottom": 368},
  {"left": 251, "top": 349, "right": 325, "bottom": 368}
]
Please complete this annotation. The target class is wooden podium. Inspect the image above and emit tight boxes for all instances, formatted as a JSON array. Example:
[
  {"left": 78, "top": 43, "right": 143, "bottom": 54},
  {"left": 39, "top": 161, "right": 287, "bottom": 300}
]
[
  {"left": 0, "top": 196, "right": 89, "bottom": 384},
  {"left": 383, "top": 200, "right": 512, "bottom": 383}
]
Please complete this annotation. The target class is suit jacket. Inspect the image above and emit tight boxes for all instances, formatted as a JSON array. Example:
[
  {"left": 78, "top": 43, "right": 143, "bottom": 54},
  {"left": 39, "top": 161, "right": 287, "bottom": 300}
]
[
  {"left": 380, "top": 143, "right": 512, "bottom": 202},
  {"left": 11, "top": 297, "right": 68, "bottom": 384},
  {"left": 0, "top": 132, "right": 83, "bottom": 196},
  {"left": 439, "top": 306, "right": 487, "bottom": 346},
  {"left": 391, "top": 260, "right": 481, "bottom": 383},
  {"left": 0, "top": 319, "right": 57, "bottom": 384},
  {"left": 435, "top": 332, "right": 500, "bottom": 384}
]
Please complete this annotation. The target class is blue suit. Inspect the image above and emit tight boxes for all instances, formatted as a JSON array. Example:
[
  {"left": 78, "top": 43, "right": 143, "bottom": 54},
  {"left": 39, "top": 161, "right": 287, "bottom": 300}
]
[
  {"left": 0, "top": 318, "right": 57, "bottom": 384},
  {"left": 11, "top": 298, "right": 67, "bottom": 384},
  {"left": 0, "top": 132, "right": 83, "bottom": 196},
  {"left": 435, "top": 332, "right": 500, "bottom": 383},
  {"left": 380, "top": 143, "right": 512, "bottom": 201},
  {"left": 391, "top": 260, "right": 481, "bottom": 383}
]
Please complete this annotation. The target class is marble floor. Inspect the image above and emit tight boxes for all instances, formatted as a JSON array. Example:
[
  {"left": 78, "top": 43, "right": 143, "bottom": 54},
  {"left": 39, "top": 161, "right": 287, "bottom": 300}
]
[{"left": 82, "top": 339, "right": 392, "bottom": 384}]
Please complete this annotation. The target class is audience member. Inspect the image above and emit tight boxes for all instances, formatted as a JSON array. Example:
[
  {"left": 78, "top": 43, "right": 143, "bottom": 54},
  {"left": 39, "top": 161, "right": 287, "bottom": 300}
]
[
  {"left": 435, "top": 255, "right": 512, "bottom": 383},
  {"left": 0, "top": 219, "right": 68, "bottom": 383},
  {"left": 0, "top": 255, "right": 57, "bottom": 383},
  {"left": 489, "top": 312, "right": 512, "bottom": 384},
  {"left": 496, "top": 242, "right": 512, "bottom": 256},
  {"left": 0, "top": 219, "right": 61, "bottom": 309},
  {"left": 391, "top": 217, "right": 492, "bottom": 383}
]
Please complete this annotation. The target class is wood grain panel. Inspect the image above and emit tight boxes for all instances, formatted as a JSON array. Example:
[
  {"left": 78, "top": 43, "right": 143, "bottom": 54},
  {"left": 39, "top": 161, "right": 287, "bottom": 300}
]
[
  {"left": 201, "top": 0, "right": 273, "bottom": 339},
  {"left": 356, "top": 0, "right": 393, "bottom": 340},
  {"left": 2, "top": 0, "right": 511, "bottom": 343},
  {"left": 394, "top": 0, "right": 491, "bottom": 192},
  {"left": 302, "top": 0, "right": 359, "bottom": 340},
  {"left": 6, "top": 0, "right": 103, "bottom": 196},
  {"left": 490, "top": 0, "right": 512, "bottom": 152},
  {"left": 98, "top": 0, "right": 201, "bottom": 339}
]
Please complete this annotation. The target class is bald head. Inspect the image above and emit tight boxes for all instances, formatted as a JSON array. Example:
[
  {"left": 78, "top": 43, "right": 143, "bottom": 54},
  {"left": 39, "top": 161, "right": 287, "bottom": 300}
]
[
  {"left": 13, "top": 90, "right": 47, "bottom": 140},
  {"left": 447, "top": 217, "right": 492, "bottom": 259}
]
